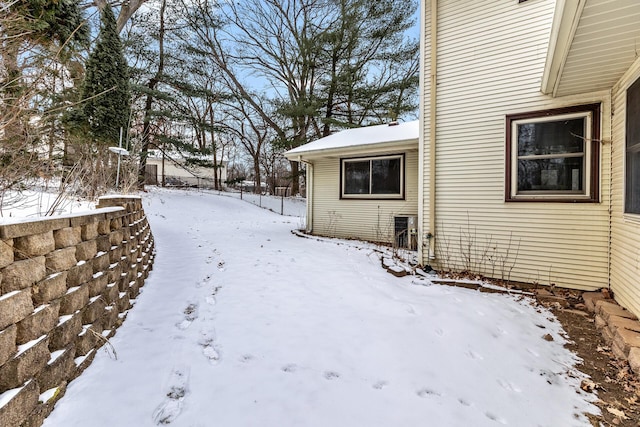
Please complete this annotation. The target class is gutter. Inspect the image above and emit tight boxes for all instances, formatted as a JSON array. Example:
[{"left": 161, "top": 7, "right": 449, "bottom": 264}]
[{"left": 428, "top": 0, "right": 437, "bottom": 260}]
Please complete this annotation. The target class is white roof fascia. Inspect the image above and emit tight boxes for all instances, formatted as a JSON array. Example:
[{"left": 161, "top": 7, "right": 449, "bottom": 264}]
[
  {"left": 541, "top": 0, "right": 587, "bottom": 96},
  {"left": 284, "top": 121, "right": 419, "bottom": 162},
  {"left": 286, "top": 139, "right": 418, "bottom": 162}
]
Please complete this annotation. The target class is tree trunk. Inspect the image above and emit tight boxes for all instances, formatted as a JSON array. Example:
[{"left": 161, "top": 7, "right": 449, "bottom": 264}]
[
  {"left": 253, "top": 157, "right": 261, "bottom": 194},
  {"left": 208, "top": 103, "right": 219, "bottom": 190},
  {"left": 289, "top": 160, "right": 299, "bottom": 195},
  {"left": 138, "top": 0, "right": 166, "bottom": 189}
]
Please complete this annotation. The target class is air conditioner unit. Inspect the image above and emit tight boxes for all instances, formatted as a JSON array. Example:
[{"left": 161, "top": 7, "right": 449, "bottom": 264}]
[{"left": 394, "top": 215, "right": 418, "bottom": 250}]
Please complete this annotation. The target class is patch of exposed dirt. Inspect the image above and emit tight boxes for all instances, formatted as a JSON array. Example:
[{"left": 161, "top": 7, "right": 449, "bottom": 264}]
[{"left": 553, "top": 307, "right": 640, "bottom": 426}]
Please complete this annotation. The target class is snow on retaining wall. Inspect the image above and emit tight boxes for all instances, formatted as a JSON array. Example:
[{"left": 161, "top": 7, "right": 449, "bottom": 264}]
[{"left": 0, "top": 196, "right": 155, "bottom": 427}]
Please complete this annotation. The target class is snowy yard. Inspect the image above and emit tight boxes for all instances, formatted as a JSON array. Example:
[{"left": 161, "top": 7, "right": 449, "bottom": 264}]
[{"left": 41, "top": 188, "right": 597, "bottom": 427}]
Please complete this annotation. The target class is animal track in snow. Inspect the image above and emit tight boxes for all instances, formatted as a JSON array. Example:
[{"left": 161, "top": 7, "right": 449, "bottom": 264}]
[
  {"left": 239, "top": 354, "right": 254, "bottom": 363},
  {"left": 405, "top": 305, "right": 417, "bottom": 315},
  {"left": 281, "top": 363, "right": 297, "bottom": 373},
  {"left": 497, "top": 378, "right": 521, "bottom": 393},
  {"left": 323, "top": 371, "right": 340, "bottom": 380},
  {"left": 458, "top": 398, "right": 471, "bottom": 407},
  {"left": 485, "top": 411, "right": 507, "bottom": 424},
  {"left": 465, "top": 349, "right": 483, "bottom": 361},
  {"left": 217, "top": 261, "right": 226, "bottom": 271},
  {"left": 416, "top": 388, "right": 441, "bottom": 398},
  {"left": 152, "top": 366, "right": 190, "bottom": 425},
  {"left": 372, "top": 380, "right": 388, "bottom": 390}
]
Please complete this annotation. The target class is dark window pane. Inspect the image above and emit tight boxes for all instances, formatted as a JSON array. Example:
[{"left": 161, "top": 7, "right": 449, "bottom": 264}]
[
  {"left": 626, "top": 148, "right": 640, "bottom": 213},
  {"left": 517, "top": 118, "right": 585, "bottom": 156},
  {"left": 371, "top": 158, "right": 401, "bottom": 194},
  {"left": 344, "top": 161, "right": 370, "bottom": 194},
  {"left": 626, "top": 78, "right": 640, "bottom": 214},
  {"left": 517, "top": 157, "right": 583, "bottom": 192}
]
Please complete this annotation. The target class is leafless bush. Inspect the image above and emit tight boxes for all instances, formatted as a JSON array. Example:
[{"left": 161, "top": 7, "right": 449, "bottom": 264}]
[{"left": 434, "top": 217, "right": 521, "bottom": 283}]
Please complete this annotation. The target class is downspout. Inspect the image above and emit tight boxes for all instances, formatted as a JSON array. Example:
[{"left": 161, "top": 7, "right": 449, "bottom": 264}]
[
  {"left": 418, "top": 0, "right": 426, "bottom": 264},
  {"left": 299, "top": 157, "right": 313, "bottom": 233},
  {"left": 607, "top": 91, "right": 613, "bottom": 290},
  {"left": 428, "top": 0, "right": 437, "bottom": 260}
]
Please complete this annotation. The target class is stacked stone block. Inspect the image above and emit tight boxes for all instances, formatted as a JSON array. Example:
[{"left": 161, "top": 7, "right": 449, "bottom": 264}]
[
  {"left": 585, "top": 292, "right": 640, "bottom": 376},
  {"left": 0, "top": 196, "right": 154, "bottom": 427}
]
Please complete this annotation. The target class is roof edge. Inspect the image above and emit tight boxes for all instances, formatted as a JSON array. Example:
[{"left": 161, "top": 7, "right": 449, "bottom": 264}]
[
  {"left": 284, "top": 137, "right": 418, "bottom": 162},
  {"left": 541, "top": 0, "right": 587, "bottom": 96}
]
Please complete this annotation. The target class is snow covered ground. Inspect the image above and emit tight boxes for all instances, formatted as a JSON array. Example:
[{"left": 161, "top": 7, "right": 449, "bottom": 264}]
[
  {"left": 0, "top": 189, "right": 95, "bottom": 221},
  {"left": 41, "top": 187, "right": 598, "bottom": 427},
  {"left": 212, "top": 189, "right": 306, "bottom": 218}
]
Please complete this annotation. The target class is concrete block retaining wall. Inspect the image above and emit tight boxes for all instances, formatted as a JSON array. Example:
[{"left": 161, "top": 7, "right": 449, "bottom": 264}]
[{"left": 0, "top": 196, "right": 155, "bottom": 427}]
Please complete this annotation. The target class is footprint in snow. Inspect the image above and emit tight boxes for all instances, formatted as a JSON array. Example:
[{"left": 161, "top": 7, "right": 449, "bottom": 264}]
[
  {"left": 217, "top": 261, "right": 226, "bottom": 271},
  {"left": 152, "top": 366, "right": 190, "bottom": 425},
  {"left": 175, "top": 304, "right": 198, "bottom": 330},
  {"left": 202, "top": 345, "right": 220, "bottom": 363},
  {"left": 183, "top": 304, "right": 198, "bottom": 321},
  {"left": 198, "top": 334, "right": 220, "bottom": 364}
]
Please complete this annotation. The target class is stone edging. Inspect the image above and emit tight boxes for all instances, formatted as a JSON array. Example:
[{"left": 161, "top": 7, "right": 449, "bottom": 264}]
[{"left": 583, "top": 292, "right": 640, "bottom": 375}]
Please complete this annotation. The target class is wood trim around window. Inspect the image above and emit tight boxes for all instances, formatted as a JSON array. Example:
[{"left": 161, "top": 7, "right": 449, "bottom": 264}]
[
  {"left": 505, "top": 103, "right": 601, "bottom": 203},
  {"left": 339, "top": 153, "right": 406, "bottom": 200}
]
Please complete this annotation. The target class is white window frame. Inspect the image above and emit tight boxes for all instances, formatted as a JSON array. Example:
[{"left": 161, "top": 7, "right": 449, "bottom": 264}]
[
  {"left": 506, "top": 105, "right": 600, "bottom": 202},
  {"left": 340, "top": 154, "right": 405, "bottom": 200}
]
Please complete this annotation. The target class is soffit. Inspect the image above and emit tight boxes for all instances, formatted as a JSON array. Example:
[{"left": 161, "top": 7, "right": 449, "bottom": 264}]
[{"left": 550, "top": 0, "right": 640, "bottom": 97}]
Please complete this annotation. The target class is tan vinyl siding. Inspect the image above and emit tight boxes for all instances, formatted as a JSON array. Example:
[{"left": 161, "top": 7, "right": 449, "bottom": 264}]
[
  {"left": 610, "top": 58, "right": 640, "bottom": 317},
  {"left": 423, "top": 0, "right": 611, "bottom": 290},
  {"left": 310, "top": 150, "right": 419, "bottom": 244}
]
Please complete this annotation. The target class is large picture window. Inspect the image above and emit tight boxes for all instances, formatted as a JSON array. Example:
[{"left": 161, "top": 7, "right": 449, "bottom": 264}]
[
  {"left": 626, "top": 78, "right": 640, "bottom": 214},
  {"left": 505, "top": 104, "right": 600, "bottom": 202},
  {"left": 341, "top": 154, "right": 404, "bottom": 199}
]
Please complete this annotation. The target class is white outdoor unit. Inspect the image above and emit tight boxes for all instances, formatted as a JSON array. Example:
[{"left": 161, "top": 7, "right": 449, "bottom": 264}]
[{"left": 394, "top": 215, "right": 418, "bottom": 250}]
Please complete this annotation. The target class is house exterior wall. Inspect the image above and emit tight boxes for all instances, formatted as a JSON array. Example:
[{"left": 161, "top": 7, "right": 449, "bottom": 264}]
[
  {"left": 421, "top": 0, "right": 611, "bottom": 290},
  {"left": 310, "top": 149, "right": 419, "bottom": 245},
  {"left": 610, "top": 57, "right": 640, "bottom": 316}
]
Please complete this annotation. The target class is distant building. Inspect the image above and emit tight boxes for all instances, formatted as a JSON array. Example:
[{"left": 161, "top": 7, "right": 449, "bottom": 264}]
[{"left": 145, "top": 153, "right": 227, "bottom": 188}]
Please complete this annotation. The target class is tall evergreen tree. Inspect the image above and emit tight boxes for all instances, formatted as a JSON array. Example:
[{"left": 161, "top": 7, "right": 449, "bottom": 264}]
[
  {"left": 81, "top": 3, "right": 130, "bottom": 146},
  {"left": 0, "top": 0, "right": 88, "bottom": 200}
]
